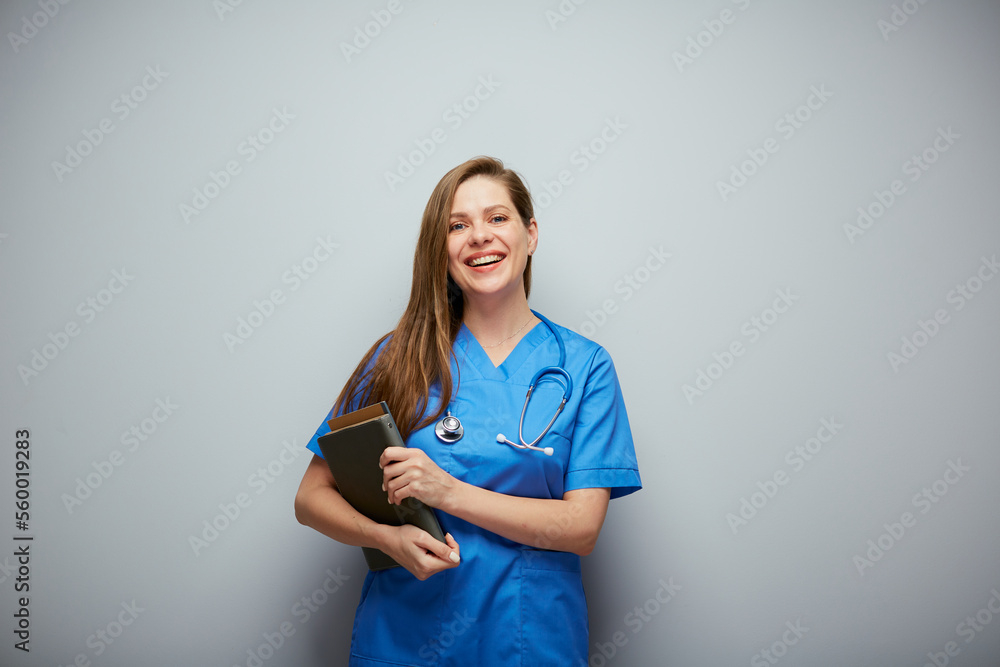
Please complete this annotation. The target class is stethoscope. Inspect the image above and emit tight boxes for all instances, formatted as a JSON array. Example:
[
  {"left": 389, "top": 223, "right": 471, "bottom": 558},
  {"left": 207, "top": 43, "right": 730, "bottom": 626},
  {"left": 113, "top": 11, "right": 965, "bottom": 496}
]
[{"left": 434, "top": 311, "right": 573, "bottom": 456}]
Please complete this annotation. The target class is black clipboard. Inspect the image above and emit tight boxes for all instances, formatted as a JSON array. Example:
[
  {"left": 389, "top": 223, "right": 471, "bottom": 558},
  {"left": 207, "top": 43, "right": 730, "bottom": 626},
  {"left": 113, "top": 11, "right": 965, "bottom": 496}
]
[{"left": 317, "top": 401, "right": 446, "bottom": 571}]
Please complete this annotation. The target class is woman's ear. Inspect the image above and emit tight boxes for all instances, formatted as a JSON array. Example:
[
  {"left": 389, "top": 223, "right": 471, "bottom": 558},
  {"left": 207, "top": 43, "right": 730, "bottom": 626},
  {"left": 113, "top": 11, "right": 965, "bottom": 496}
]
[{"left": 527, "top": 217, "right": 538, "bottom": 255}]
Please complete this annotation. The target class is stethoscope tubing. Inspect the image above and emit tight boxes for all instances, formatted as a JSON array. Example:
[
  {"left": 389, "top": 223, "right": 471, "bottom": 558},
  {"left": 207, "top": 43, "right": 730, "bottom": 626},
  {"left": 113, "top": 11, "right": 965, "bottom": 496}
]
[
  {"left": 517, "top": 368, "right": 570, "bottom": 449},
  {"left": 435, "top": 311, "right": 572, "bottom": 455}
]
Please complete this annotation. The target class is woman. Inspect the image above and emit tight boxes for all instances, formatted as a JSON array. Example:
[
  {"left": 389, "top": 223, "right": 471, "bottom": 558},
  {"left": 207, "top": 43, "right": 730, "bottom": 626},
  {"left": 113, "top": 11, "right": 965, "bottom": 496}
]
[{"left": 295, "top": 156, "right": 641, "bottom": 665}]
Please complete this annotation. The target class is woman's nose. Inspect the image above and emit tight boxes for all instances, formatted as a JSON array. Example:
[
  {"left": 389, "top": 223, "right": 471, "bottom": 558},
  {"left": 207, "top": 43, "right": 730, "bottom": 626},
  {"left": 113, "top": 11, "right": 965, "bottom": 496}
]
[{"left": 470, "top": 220, "right": 493, "bottom": 244}]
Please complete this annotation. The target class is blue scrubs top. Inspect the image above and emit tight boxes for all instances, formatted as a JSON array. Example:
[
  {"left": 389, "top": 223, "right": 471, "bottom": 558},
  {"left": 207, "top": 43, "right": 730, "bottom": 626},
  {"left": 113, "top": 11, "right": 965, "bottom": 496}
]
[{"left": 306, "top": 315, "right": 641, "bottom": 666}]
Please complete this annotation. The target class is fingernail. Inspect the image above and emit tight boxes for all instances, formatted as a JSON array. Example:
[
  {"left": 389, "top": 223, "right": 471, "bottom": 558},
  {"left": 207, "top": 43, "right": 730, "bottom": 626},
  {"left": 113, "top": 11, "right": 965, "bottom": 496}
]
[
  {"left": 381, "top": 483, "right": 385, "bottom": 491},
  {"left": 449, "top": 552, "right": 460, "bottom": 564}
]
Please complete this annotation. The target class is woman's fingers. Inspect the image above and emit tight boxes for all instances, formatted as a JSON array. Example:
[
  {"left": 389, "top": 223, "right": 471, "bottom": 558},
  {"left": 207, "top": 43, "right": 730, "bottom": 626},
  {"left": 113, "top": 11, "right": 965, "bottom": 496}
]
[
  {"left": 379, "top": 446, "right": 409, "bottom": 469},
  {"left": 445, "top": 532, "right": 461, "bottom": 563},
  {"left": 381, "top": 450, "right": 419, "bottom": 504},
  {"left": 382, "top": 448, "right": 451, "bottom": 507},
  {"left": 414, "top": 529, "right": 460, "bottom": 565},
  {"left": 392, "top": 525, "right": 461, "bottom": 579},
  {"left": 383, "top": 466, "right": 413, "bottom": 505}
]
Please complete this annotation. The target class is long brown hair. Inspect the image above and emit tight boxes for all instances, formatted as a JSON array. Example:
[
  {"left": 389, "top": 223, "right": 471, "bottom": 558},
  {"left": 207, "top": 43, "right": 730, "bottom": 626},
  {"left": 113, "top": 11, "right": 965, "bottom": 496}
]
[{"left": 332, "top": 156, "right": 537, "bottom": 439}]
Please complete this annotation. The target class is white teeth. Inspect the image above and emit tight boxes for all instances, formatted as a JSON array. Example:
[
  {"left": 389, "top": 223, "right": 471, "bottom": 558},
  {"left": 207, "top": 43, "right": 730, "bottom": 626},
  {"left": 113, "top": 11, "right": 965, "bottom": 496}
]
[{"left": 469, "top": 254, "right": 503, "bottom": 266}]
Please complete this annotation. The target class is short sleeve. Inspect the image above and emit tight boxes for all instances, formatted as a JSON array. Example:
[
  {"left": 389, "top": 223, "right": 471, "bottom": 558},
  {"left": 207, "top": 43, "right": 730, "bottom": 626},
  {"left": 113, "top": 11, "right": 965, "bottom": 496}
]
[
  {"left": 564, "top": 347, "right": 641, "bottom": 500},
  {"left": 305, "top": 405, "right": 337, "bottom": 459},
  {"left": 305, "top": 337, "right": 389, "bottom": 459}
]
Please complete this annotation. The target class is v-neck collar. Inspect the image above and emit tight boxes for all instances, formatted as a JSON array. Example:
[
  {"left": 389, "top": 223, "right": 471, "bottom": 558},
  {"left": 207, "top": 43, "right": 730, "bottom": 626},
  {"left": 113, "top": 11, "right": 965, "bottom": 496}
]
[{"left": 455, "top": 318, "right": 551, "bottom": 381}]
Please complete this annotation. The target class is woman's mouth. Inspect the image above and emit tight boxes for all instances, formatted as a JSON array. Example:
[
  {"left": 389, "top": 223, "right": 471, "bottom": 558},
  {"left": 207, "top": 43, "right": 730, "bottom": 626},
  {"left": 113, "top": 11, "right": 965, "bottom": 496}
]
[{"left": 466, "top": 254, "right": 505, "bottom": 267}]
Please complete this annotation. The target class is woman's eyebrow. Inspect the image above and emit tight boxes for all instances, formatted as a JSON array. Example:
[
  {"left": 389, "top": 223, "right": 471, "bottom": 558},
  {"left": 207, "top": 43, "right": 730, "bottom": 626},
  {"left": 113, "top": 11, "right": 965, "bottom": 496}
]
[{"left": 450, "top": 204, "right": 512, "bottom": 219}]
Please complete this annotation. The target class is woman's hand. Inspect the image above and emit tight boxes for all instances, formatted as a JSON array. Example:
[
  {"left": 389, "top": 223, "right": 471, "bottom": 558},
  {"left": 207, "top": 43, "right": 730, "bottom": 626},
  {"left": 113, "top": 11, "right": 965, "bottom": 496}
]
[
  {"left": 295, "top": 454, "right": 460, "bottom": 580},
  {"left": 380, "top": 446, "right": 459, "bottom": 509},
  {"left": 377, "top": 447, "right": 609, "bottom": 556},
  {"left": 381, "top": 527, "right": 461, "bottom": 581}
]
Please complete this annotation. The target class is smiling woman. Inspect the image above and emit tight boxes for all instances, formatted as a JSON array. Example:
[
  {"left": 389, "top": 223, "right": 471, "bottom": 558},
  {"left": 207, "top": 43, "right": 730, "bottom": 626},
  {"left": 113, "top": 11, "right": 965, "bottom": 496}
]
[
  {"left": 295, "top": 156, "right": 641, "bottom": 666},
  {"left": 447, "top": 175, "right": 538, "bottom": 358}
]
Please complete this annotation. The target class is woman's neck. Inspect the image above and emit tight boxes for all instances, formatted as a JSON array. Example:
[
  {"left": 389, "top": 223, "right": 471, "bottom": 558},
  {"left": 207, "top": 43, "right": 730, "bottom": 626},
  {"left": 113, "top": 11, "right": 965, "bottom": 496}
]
[{"left": 462, "top": 295, "right": 537, "bottom": 355}]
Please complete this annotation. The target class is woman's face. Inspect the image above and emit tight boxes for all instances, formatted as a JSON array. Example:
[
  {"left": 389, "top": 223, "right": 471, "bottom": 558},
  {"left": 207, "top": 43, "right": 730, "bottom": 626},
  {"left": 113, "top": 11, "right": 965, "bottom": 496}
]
[{"left": 447, "top": 176, "right": 537, "bottom": 306}]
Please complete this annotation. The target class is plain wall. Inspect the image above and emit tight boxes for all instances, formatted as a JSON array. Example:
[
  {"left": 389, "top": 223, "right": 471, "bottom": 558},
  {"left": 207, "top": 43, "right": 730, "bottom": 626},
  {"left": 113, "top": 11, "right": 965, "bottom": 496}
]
[{"left": 1, "top": 1, "right": 999, "bottom": 665}]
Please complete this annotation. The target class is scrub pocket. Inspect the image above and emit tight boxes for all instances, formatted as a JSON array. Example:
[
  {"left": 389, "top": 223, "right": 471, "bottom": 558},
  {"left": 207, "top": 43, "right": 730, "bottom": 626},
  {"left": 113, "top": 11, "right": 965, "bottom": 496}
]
[{"left": 520, "top": 549, "right": 588, "bottom": 665}]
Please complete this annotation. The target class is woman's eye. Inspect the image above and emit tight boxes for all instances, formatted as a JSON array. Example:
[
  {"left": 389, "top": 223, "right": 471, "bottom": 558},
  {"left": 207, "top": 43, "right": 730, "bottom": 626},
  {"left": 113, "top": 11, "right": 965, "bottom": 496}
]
[
  {"left": 450, "top": 222, "right": 467, "bottom": 231},
  {"left": 490, "top": 215, "right": 507, "bottom": 224}
]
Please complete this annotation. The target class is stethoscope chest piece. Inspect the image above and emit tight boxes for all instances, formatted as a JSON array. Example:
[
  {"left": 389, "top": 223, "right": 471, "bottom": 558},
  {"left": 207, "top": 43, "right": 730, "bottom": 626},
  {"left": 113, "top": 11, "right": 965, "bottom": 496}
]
[{"left": 435, "top": 411, "right": 464, "bottom": 443}]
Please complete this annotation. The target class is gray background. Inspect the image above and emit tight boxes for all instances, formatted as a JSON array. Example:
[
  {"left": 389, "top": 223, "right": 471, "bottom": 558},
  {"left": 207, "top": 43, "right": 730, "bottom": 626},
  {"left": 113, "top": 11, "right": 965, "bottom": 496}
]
[{"left": 2, "top": 1, "right": 999, "bottom": 665}]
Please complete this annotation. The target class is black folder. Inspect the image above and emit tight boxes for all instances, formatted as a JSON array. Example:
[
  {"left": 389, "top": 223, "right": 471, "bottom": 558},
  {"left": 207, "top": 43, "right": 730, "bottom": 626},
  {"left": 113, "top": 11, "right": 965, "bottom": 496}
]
[{"left": 317, "top": 401, "right": 446, "bottom": 571}]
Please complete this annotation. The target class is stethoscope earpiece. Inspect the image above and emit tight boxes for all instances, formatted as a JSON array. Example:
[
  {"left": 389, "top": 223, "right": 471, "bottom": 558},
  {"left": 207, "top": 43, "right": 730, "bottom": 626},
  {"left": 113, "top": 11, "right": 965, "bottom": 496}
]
[{"left": 497, "top": 433, "right": 554, "bottom": 456}]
